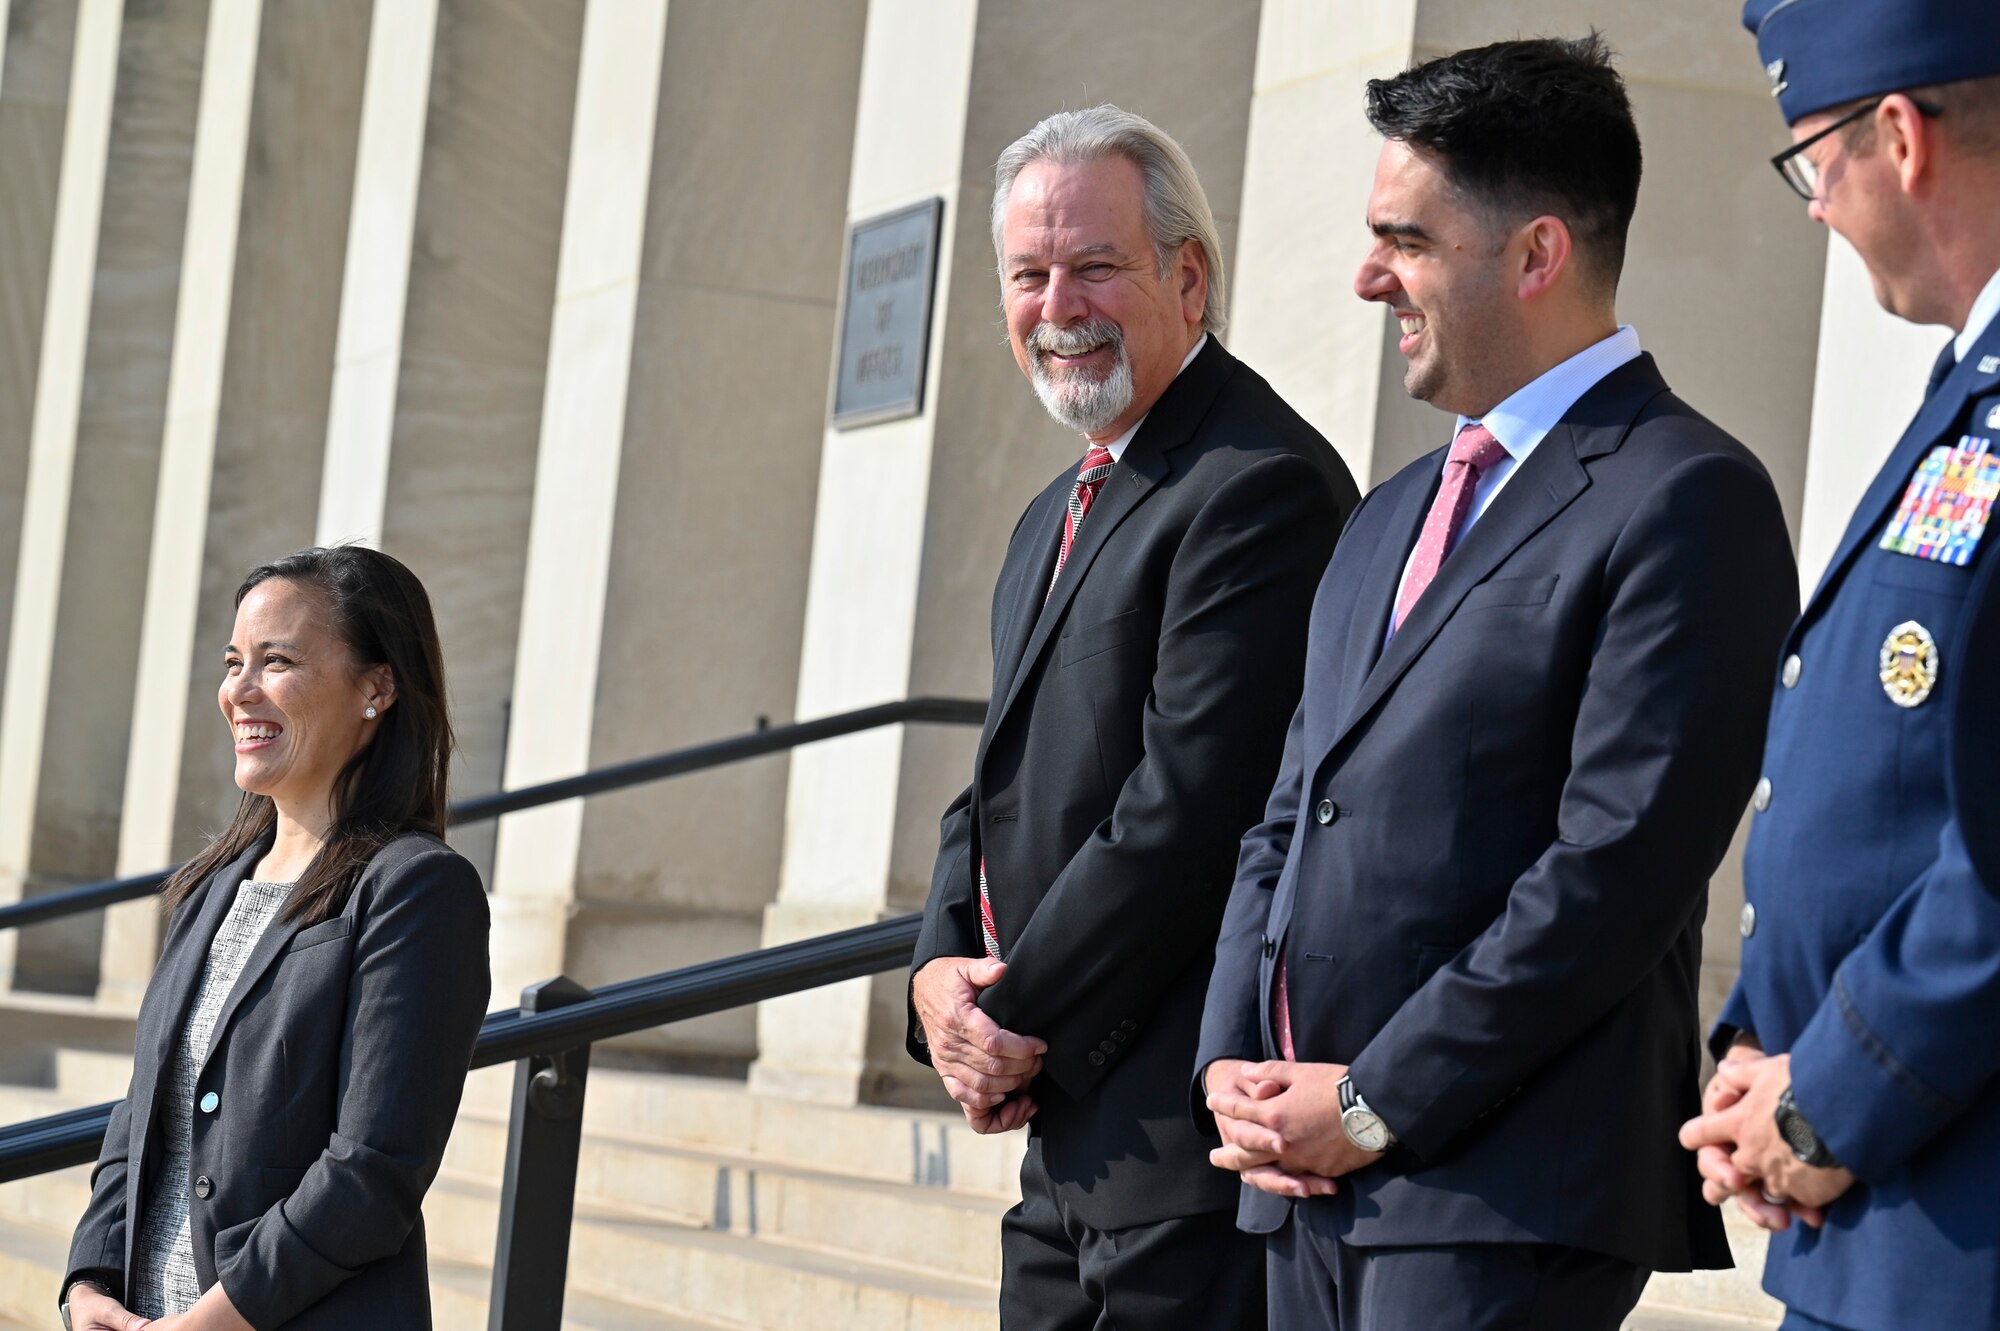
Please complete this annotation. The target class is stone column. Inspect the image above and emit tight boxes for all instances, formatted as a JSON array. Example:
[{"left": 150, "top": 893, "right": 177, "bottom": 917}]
[
  {"left": 0, "top": 0, "right": 125, "bottom": 991},
  {"left": 487, "top": 0, "right": 670, "bottom": 1013},
  {"left": 375, "top": 0, "right": 588, "bottom": 887},
  {"left": 0, "top": 0, "right": 81, "bottom": 688},
  {"left": 102, "top": 0, "right": 263, "bottom": 1007},
  {"left": 752, "top": 0, "right": 1266, "bottom": 1106},
  {"left": 566, "top": 0, "right": 868, "bottom": 1070},
  {"left": 163, "top": 0, "right": 374, "bottom": 857},
  {"left": 312, "top": 0, "right": 437, "bottom": 550}
]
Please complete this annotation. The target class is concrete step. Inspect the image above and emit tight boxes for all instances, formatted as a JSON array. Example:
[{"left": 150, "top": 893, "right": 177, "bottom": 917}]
[
  {"left": 429, "top": 1254, "right": 729, "bottom": 1330},
  {"left": 1632, "top": 1206, "right": 1786, "bottom": 1327},
  {"left": 425, "top": 1172, "right": 996, "bottom": 1331},
  {"left": 441, "top": 1110, "right": 1009, "bottom": 1283}
]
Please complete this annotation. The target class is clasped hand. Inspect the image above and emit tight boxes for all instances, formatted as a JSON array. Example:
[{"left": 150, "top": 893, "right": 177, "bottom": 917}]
[
  {"left": 912, "top": 956, "right": 1045, "bottom": 1134},
  {"left": 1678, "top": 1050, "right": 1855, "bottom": 1232},
  {"left": 1204, "top": 1059, "right": 1381, "bottom": 1198}
]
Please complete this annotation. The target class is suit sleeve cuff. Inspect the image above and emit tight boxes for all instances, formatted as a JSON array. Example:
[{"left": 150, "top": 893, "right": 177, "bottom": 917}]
[{"left": 1788, "top": 971, "right": 1959, "bottom": 1182}]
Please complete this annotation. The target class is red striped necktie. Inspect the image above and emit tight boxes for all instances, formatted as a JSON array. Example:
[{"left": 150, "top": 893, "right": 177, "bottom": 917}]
[
  {"left": 979, "top": 444, "right": 1117, "bottom": 960},
  {"left": 1272, "top": 423, "right": 1507, "bottom": 1057}
]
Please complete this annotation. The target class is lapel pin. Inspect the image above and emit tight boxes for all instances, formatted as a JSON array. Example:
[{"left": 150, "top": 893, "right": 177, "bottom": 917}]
[
  {"left": 1765, "top": 59, "right": 1788, "bottom": 96},
  {"left": 1979, "top": 355, "right": 1999, "bottom": 375}
]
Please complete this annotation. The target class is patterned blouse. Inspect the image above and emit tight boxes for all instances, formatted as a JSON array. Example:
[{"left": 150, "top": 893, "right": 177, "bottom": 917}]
[{"left": 128, "top": 878, "right": 293, "bottom": 1319}]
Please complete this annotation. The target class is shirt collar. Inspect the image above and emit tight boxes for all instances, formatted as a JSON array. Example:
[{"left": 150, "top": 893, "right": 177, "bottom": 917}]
[
  {"left": 1455, "top": 325, "right": 1643, "bottom": 464},
  {"left": 1954, "top": 266, "right": 2000, "bottom": 364},
  {"left": 1099, "top": 334, "right": 1208, "bottom": 462}
]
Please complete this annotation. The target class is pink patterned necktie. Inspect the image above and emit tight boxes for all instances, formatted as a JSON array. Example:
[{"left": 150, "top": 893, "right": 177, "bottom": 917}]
[
  {"left": 1271, "top": 423, "right": 1507, "bottom": 1058},
  {"left": 979, "top": 445, "right": 1117, "bottom": 959}
]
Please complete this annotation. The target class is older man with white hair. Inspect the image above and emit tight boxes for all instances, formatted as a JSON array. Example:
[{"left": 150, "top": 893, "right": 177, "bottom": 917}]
[{"left": 906, "top": 105, "right": 1357, "bottom": 1328}]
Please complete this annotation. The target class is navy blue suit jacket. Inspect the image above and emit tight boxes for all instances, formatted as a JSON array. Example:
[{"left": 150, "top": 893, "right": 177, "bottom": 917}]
[
  {"left": 1196, "top": 354, "right": 1796, "bottom": 1272},
  {"left": 1717, "top": 321, "right": 2000, "bottom": 1331}
]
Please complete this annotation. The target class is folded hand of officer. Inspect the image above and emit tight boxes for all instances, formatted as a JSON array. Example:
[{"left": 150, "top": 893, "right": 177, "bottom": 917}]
[
  {"left": 1204, "top": 1059, "right": 1382, "bottom": 1198},
  {"left": 1680, "top": 1049, "right": 1855, "bottom": 1231},
  {"left": 911, "top": 956, "right": 1045, "bottom": 1134}
]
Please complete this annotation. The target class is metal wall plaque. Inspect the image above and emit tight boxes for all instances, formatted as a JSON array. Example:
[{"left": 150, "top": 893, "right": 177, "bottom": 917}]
[{"left": 831, "top": 197, "right": 943, "bottom": 428}]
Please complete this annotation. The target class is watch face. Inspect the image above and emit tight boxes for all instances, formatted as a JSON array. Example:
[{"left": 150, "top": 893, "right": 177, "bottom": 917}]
[{"left": 1343, "top": 1106, "right": 1392, "bottom": 1153}]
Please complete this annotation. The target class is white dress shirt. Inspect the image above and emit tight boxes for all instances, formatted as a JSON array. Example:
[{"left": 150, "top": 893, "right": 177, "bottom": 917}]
[
  {"left": 1953, "top": 266, "right": 2000, "bottom": 364},
  {"left": 1388, "top": 325, "right": 1642, "bottom": 638}
]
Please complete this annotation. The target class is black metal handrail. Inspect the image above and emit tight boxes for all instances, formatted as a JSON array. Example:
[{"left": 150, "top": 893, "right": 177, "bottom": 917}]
[
  {"left": 0, "top": 697, "right": 984, "bottom": 933},
  {"left": 0, "top": 912, "right": 923, "bottom": 1182}
]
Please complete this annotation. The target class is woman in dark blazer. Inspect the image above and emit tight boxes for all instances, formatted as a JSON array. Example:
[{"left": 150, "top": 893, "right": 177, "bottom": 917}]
[{"left": 60, "top": 546, "right": 490, "bottom": 1331}]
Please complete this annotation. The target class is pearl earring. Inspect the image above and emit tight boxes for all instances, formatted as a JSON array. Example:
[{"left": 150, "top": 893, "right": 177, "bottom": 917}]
[{"left": 364, "top": 706, "right": 378, "bottom": 719}]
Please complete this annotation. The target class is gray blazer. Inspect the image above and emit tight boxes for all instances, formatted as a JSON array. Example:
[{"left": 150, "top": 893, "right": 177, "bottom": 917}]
[{"left": 64, "top": 831, "right": 490, "bottom": 1330}]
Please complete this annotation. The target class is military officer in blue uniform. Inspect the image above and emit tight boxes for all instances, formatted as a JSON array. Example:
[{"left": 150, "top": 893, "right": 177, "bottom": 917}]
[{"left": 1678, "top": 5, "right": 2000, "bottom": 1329}]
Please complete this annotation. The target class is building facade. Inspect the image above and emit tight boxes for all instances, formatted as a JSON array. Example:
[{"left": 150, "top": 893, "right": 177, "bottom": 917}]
[{"left": 0, "top": 0, "right": 1943, "bottom": 1112}]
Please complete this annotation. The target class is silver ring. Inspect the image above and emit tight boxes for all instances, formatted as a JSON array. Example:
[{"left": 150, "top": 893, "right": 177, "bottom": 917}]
[{"left": 1760, "top": 1188, "right": 1788, "bottom": 1206}]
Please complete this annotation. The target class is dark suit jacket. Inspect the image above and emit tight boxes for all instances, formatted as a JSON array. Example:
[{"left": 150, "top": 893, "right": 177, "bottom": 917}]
[
  {"left": 909, "top": 337, "right": 1359, "bottom": 1230},
  {"left": 1196, "top": 354, "right": 1797, "bottom": 1272},
  {"left": 65, "top": 831, "right": 490, "bottom": 1330}
]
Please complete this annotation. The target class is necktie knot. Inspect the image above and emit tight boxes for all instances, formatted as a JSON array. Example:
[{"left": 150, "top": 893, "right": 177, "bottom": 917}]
[
  {"left": 1449, "top": 423, "right": 1506, "bottom": 474},
  {"left": 1078, "top": 445, "right": 1115, "bottom": 484}
]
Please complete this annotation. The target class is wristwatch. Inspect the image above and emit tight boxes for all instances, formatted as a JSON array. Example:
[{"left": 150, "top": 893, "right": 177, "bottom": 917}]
[
  {"left": 1774, "top": 1086, "right": 1841, "bottom": 1169},
  {"left": 60, "top": 1279, "right": 110, "bottom": 1331},
  {"left": 1338, "top": 1074, "right": 1398, "bottom": 1153}
]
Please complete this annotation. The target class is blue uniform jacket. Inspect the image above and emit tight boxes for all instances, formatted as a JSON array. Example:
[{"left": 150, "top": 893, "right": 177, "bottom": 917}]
[{"left": 1717, "top": 323, "right": 2000, "bottom": 1331}]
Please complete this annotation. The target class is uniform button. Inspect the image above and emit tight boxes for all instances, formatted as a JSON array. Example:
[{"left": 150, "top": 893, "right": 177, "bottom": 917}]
[
  {"left": 1740, "top": 902, "right": 1757, "bottom": 938},
  {"left": 1088, "top": 1051, "right": 1106, "bottom": 1067},
  {"left": 1315, "top": 799, "right": 1337, "bottom": 825},
  {"left": 193, "top": 1175, "right": 213, "bottom": 1199},
  {"left": 1781, "top": 655, "right": 1801, "bottom": 688},
  {"left": 198, "top": 1092, "right": 218, "bottom": 1114},
  {"left": 1753, "top": 778, "right": 1772, "bottom": 812}
]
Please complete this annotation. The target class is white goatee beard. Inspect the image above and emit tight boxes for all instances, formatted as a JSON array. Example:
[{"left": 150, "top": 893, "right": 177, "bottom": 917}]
[{"left": 1028, "top": 319, "right": 1134, "bottom": 435}]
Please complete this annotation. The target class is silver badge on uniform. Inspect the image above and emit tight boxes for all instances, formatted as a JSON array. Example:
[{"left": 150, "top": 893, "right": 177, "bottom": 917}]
[
  {"left": 1765, "top": 59, "right": 1788, "bottom": 96},
  {"left": 1879, "top": 620, "right": 1939, "bottom": 708},
  {"left": 1988, "top": 403, "right": 2000, "bottom": 429},
  {"left": 1981, "top": 355, "right": 2000, "bottom": 375}
]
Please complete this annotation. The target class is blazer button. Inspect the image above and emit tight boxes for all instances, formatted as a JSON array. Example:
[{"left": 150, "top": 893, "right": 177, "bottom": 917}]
[
  {"left": 198, "top": 1091, "right": 218, "bottom": 1114},
  {"left": 1088, "top": 1050, "right": 1107, "bottom": 1067},
  {"left": 193, "top": 1175, "right": 213, "bottom": 1200},
  {"left": 1315, "top": 799, "right": 1337, "bottom": 825},
  {"left": 1752, "top": 778, "right": 1772, "bottom": 812},
  {"left": 1740, "top": 902, "right": 1757, "bottom": 938},
  {"left": 1120, "top": 1019, "right": 1137, "bottom": 1033},
  {"left": 1781, "top": 655, "right": 1802, "bottom": 688}
]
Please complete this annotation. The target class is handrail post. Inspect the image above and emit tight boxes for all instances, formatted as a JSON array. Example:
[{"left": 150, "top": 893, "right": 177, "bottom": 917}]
[{"left": 488, "top": 975, "right": 594, "bottom": 1331}]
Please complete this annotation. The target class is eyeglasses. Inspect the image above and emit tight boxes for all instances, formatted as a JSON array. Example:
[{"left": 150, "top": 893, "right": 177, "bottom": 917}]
[{"left": 1771, "top": 96, "right": 1943, "bottom": 201}]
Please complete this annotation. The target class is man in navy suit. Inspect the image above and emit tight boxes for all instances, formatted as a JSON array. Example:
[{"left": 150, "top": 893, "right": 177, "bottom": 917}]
[
  {"left": 1678, "top": 7, "right": 2000, "bottom": 1330},
  {"left": 1194, "top": 37, "right": 1799, "bottom": 1329}
]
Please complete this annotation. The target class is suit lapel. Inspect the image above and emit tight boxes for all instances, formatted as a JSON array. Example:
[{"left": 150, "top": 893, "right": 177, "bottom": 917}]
[
  {"left": 1796, "top": 325, "right": 2000, "bottom": 636},
  {"left": 987, "top": 338, "right": 1235, "bottom": 733},
  {"left": 124, "top": 837, "right": 266, "bottom": 1252},
  {"left": 199, "top": 878, "right": 323, "bottom": 1080},
  {"left": 990, "top": 484, "right": 1066, "bottom": 716},
  {"left": 1323, "top": 354, "right": 1667, "bottom": 761},
  {"left": 1334, "top": 465, "right": 1436, "bottom": 730}
]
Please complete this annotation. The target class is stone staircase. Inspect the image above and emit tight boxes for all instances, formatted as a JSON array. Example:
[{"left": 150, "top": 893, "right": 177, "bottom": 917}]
[{"left": 0, "top": 1048, "right": 1783, "bottom": 1329}]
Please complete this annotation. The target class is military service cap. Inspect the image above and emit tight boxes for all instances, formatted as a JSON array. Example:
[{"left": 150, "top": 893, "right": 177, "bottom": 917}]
[{"left": 1743, "top": 0, "right": 2000, "bottom": 124}]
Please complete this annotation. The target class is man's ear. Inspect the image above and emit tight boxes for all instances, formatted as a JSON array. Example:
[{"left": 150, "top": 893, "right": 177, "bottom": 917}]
[
  {"left": 1176, "top": 239, "right": 1209, "bottom": 324},
  {"left": 1516, "top": 215, "right": 1574, "bottom": 303},
  {"left": 1880, "top": 93, "right": 1935, "bottom": 195}
]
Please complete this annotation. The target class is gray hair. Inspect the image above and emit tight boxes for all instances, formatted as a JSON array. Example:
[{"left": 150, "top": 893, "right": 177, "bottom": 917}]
[{"left": 991, "top": 105, "right": 1227, "bottom": 337}]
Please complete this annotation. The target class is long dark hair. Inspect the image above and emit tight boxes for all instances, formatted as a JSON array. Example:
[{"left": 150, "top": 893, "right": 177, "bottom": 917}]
[{"left": 161, "top": 546, "right": 455, "bottom": 924}]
